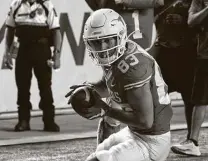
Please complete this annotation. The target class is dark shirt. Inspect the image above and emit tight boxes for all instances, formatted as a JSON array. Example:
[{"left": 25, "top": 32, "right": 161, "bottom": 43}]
[
  {"left": 189, "top": 0, "right": 208, "bottom": 59},
  {"left": 156, "top": 1, "right": 196, "bottom": 48}
]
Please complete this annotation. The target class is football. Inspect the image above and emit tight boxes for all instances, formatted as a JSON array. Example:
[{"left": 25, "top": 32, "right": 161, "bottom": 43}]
[
  {"left": 70, "top": 86, "right": 102, "bottom": 120},
  {"left": 70, "top": 87, "right": 94, "bottom": 109}
]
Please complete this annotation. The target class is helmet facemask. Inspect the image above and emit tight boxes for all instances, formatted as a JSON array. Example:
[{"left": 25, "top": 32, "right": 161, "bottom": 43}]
[
  {"left": 85, "top": 33, "right": 126, "bottom": 66},
  {"left": 83, "top": 9, "right": 127, "bottom": 66}
]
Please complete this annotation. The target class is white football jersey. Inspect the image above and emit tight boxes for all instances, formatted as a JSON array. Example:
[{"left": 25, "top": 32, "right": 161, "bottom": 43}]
[{"left": 6, "top": 0, "right": 59, "bottom": 29}]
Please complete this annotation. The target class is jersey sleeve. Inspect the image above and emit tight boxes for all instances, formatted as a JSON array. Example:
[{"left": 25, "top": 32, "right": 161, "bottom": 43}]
[
  {"left": 123, "top": 0, "right": 164, "bottom": 9},
  {"left": 44, "top": 0, "right": 60, "bottom": 29},
  {"left": 5, "top": 0, "right": 20, "bottom": 27},
  {"left": 120, "top": 53, "right": 153, "bottom": 91},
  {"left": 189, "top": 0, "right": 203, "bottom": 14}
]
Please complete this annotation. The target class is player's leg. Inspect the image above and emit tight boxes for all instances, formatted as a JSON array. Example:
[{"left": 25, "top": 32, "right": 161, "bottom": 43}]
[
  {"left": 96, "top": 127, "right": 130, "bottom": 152},
  {"left": 14, "top": 47, "right": 33, "bottom": 131},
  {"left": 97, "top": 99, "right": 121, "bottom": 144},
  {"left": 86, "top": 127, "right": 130, "bottom": 161},
  {"left": 95, "top": 127, "right": 151, "bottom": 161},
  {"left": 174, "top": 46, "right": 196, "bottom": 139},
  {"left": 97, "top": 116, "right": 121, "bottom": 144},
  {"left": 139, "top": 131, "right": 171, "bottom": 161},
  {"left": 33, "top": 44, "right": 59, "bottom": 132},
  {"left": 181, "top": 93, "right": 194, "bottom": 139},
  {"left": 92, "top": 128, "right": 170, "bottom": 161},
  {"left": 171, "top": 59, "right": 208, "bottom": 156}
]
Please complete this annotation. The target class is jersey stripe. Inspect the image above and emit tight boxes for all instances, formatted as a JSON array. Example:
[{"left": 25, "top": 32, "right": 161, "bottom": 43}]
[{"left": 124, "top": 75, "right": 152, "bottom": 90}]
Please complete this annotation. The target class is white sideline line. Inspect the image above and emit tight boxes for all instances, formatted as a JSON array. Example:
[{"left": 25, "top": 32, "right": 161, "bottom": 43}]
[
  {"left": 0, "top": 131, "right": 97, "bottom": 146},
  {"left": 0, "top": 122, "right": 208, "bottom": 147},
  {"left": 171, "top": 122, "right": 208, "bottom": 131}
]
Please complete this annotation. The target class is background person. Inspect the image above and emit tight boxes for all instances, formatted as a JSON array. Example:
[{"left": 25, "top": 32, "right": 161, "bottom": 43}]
[
  {"left": 171, "top": 0, "right": 208, "bottom": 156},
  {"left": 3, "top": 0, "right": 62, "bottom": 132}
]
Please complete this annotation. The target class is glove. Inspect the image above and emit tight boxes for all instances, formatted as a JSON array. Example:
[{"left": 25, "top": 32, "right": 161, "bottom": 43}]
[{"left": 65, "top": 84, "right": 102, "bottom": 120}]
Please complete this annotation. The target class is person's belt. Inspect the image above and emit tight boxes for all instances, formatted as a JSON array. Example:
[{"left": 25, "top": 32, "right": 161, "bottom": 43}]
[{"left": 19, "top": 37, "right": 49, "bottom": 44}]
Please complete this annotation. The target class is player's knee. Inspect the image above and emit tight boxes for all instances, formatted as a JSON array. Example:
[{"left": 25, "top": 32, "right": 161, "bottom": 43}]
[
  {"left": 96, "top": 150, "right": 115, "bottom": 161},
  {"left": 96, "top": 134, "right": 116, "bottom": 152}
]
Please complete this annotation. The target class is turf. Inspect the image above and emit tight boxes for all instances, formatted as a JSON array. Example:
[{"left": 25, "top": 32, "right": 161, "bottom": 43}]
[{"left": 0, "top": 128, "right": 208, "bottom": 161}]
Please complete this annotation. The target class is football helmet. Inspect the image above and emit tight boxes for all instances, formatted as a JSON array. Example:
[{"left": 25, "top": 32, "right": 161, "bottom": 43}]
[{"left": 83, "top": 9, "right": 127, "bottom": 66}]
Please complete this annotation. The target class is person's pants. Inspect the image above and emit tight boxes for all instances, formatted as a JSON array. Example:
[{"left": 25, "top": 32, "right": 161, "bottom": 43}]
[
  {"left": 88, "top": 127, "right": 171, "bottom": 161},
  {"left": 151, "top": 44, "right": 196, "bottom": 100},
  {"left": 15, "top": 42, "right": 55, "bottom": 123}
]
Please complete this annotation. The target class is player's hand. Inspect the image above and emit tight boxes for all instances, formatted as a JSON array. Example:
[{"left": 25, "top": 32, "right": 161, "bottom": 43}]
[
  {"left": 53, "top": 58, "right": 60, "bottom": 70},
  {"left": 114, "top": 0, "right": 123, "bottom": 4},
  {"left": 47, "top": 58, "right": 60, "bottom": 70},
  {"left": 50, "top": 49, "right": 61, "bottom": 70},
  {"left": 3, "top": 51, "right": 13, "bottom": 70},
  {"left": 65, "top": 83, "right": 93, "bottom": 104},
  {"left": 66, "top": 85, "right": 102, "bottom": 120}
]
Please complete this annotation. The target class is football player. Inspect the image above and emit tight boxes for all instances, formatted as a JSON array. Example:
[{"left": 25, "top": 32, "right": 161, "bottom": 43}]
[
  {"left": 84, "top": 0, "right": 164, "bottom": 144},
  {"left": 66, "top": 9, "right": 173, "bottom": 161}
]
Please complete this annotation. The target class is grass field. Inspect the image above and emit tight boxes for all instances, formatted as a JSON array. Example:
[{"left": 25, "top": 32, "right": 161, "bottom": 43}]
[{"left": 0, "top": 128, "right": 208, "bottom": 161}]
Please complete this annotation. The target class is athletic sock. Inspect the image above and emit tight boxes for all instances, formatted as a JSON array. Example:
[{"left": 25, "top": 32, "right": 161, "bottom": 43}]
[{"left": 189, "top": 138, "right": 199, "bottom": 146}]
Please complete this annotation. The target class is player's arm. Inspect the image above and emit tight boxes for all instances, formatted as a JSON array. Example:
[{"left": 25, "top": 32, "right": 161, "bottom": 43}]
[
  {"left": 95, "top": 55, "right": 154, "bottom": 129},
  {"left": 5, "top": 0, "right": 18, "bottom": 52},
  {"left": 119, "top": 0, "right": 164, "bottom": 9},
  {"left": 188, "top": 0, "right": 208, "bottom": 27},
  {"left": 45, "top": 1, "right": 62, "bottom": 69},
  {"left": 4, "top": 0, "right": 17, "bottom": 69},
  {"left": 5, "top": 27, "right": 15, "bottom": 53},
  {"left": 103, "top": 82, "right": 153, "bottom": 129},
  {"left": 90, "top": 76, "right": 109, "bottom": 98}
]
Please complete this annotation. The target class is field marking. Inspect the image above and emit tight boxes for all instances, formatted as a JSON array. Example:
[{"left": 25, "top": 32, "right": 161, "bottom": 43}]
[
  {"left": 0, "top": 131, "right": 97, "bottom": 146},
  {"left": 0, "top": 122, "right": 208, "bottom": 147}
]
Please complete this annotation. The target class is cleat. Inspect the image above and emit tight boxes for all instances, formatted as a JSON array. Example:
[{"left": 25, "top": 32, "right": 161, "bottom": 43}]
[
  {"left": 14, "top": 120, "right": 30, "bottom": 132},
  {"left": 171, "top": 140, "right": 201, "bottom": 156},
  {"left": 44, "top": 122, "right": 60, "bottom": 132}
]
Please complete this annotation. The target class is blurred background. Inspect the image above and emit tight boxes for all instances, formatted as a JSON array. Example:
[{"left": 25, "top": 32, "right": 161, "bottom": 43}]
[{"left": 0, "top": 0, "right": 182, "bottom": 115}]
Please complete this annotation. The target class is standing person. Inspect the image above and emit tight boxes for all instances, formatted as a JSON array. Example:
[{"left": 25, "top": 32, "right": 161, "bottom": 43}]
[
  {"left": 3, "top": 0, "right": 62, "bottom": 132},
  {"left": 154, "top": 0, "right": 198, "bottom": 154},
  {"left": 85, "top": 0, "right": 164, "bottom": 144},
  {"left": 66, "top": 9, "right": 173, "bottom": 161},
  {"left": 171, "top": 0, "right": 208, "bottom": 156}
]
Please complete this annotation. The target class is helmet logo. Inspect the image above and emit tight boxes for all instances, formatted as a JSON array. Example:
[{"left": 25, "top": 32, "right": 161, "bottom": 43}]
[{"left": 92, "top": 31, "right": 102, "bottom": 35}]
